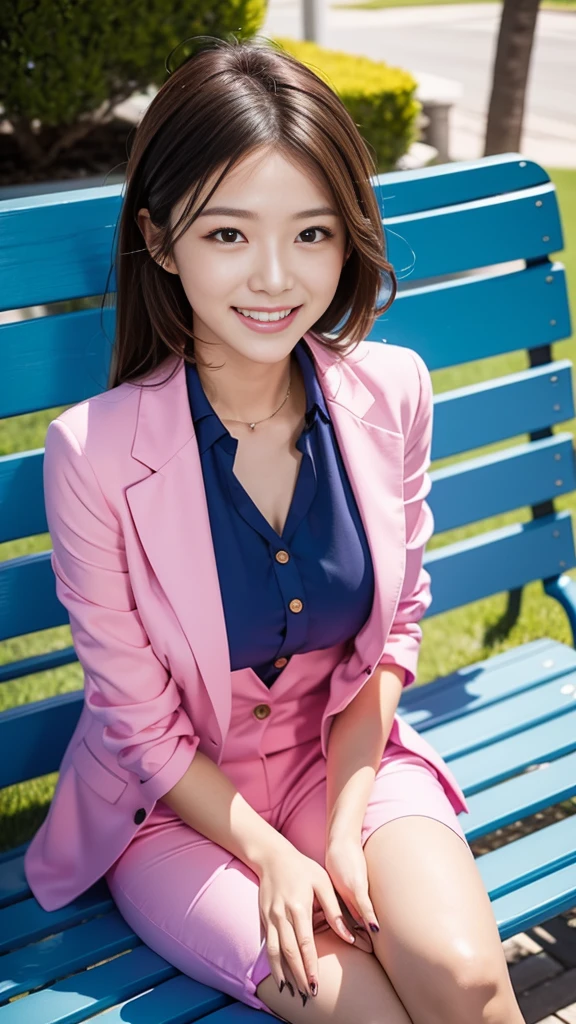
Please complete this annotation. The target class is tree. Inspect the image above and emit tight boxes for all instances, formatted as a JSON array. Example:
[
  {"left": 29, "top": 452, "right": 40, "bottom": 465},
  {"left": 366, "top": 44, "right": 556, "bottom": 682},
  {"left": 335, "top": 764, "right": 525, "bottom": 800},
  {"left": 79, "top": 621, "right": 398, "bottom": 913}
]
[{"left": 484, "top": 0, "right": 542, "bottom": 155}]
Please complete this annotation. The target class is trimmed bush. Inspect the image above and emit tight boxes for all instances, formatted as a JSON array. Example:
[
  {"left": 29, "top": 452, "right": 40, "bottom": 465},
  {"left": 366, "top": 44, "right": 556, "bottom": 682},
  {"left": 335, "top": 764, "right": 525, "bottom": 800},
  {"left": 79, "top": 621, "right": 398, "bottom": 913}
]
[
  {"left": 273, "top": 36, "right": 422, "bottom": 171},
  {"left": 0, "top": 0, "right": 266, "bottom": 167}
]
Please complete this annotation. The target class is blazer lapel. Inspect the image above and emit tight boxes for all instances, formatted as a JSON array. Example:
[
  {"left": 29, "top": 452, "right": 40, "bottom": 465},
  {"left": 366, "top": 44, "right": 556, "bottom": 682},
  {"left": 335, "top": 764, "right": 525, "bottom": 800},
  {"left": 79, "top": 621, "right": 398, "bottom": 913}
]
[{"left": 126, "top": 333, "right": 406, "bottom": 747}]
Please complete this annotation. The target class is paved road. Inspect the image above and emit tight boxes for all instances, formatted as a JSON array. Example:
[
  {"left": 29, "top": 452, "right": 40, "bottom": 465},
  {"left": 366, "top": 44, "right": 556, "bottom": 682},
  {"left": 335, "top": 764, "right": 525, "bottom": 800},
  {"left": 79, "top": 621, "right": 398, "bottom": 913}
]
[{"left": 260, "top": 0, "right": 576, "bottom": 166}]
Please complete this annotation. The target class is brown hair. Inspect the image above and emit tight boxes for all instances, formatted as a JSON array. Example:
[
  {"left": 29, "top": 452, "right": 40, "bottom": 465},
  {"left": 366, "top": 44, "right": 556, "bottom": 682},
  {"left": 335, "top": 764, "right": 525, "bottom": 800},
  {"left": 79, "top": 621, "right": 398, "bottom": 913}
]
[{"left": 107, "top": 34, "right": 397, "bottom": 390}]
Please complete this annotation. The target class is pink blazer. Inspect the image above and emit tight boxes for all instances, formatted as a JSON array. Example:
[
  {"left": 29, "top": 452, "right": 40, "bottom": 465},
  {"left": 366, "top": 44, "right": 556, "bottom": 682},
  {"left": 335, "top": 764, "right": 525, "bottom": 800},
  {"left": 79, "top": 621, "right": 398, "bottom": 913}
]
[{"left": 24, "top": 331, "right": 469, "bottom": 912}]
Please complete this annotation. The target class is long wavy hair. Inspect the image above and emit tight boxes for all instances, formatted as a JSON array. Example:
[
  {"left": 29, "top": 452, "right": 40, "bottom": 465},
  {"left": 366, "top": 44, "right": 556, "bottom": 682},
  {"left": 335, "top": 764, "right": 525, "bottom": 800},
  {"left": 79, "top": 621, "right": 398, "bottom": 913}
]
[{"left": 107, "top": 34, "right": 397, "bottom": 390}]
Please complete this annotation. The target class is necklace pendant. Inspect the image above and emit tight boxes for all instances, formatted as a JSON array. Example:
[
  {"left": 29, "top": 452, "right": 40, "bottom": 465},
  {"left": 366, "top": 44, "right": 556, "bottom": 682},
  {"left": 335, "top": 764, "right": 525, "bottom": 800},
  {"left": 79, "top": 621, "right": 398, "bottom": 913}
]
[{"left": 249, "top": 423, "right": 256, "bottom": 430}]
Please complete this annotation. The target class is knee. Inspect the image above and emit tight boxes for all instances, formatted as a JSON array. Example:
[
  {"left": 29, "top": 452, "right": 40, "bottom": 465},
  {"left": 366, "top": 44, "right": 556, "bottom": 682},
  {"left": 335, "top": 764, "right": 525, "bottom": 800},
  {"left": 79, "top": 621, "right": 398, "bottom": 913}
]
[{"left": 423, "top": 949, "right": 508, "bottom": 1024}]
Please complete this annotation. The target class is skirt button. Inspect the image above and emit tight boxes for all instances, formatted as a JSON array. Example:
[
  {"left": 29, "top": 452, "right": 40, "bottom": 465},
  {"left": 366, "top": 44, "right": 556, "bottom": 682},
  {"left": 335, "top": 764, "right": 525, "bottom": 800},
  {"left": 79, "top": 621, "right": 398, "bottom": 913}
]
[{"left": 253, "top": 703, "right": 271, "bottom": 720}]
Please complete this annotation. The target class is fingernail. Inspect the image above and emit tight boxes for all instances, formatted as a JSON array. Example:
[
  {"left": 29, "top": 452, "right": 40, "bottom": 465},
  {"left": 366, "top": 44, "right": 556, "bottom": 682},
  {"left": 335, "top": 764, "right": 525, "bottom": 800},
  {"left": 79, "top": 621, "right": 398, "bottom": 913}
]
[
  {"left": 299, "top": 989, "right": 308, "bottom": 1007},
  {"left": 286, "top": 981, "right": 295, "bottom": 998},
  {"left": 370, "top": 922, "right": 380, "bottom": 933},
  {"left": 279, "top": 979, "right": 285, "bottom": 993},
  {"left": 310, "top": 980, "right": 318, "bottom": 996}
]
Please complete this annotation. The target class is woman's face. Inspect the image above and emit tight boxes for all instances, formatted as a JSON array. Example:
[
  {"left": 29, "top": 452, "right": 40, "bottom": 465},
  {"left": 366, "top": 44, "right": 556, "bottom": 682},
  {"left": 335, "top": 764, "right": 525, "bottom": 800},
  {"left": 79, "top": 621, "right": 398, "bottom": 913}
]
[{"left": 138, "top": 146, "right": 349, "bottom": 367}]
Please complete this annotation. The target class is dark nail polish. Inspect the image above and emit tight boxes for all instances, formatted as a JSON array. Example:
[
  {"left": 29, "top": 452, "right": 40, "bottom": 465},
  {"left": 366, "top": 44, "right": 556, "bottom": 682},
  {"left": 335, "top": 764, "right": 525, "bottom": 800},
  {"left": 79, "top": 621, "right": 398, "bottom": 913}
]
[
  {"left": 299, "top": 989, "right": 308, "bottom": 1007},
  {"left": 310, "top": 980, "right": 318, "bottom": 996},
  {"left": 370, "top": 922, "right": 380, "bottom": 933},
  {"left": 286, "top": 981, "right": 295, "bottom": 998},
  {"left": 279, "top": 979, "right": 285, "bottom": 993}
]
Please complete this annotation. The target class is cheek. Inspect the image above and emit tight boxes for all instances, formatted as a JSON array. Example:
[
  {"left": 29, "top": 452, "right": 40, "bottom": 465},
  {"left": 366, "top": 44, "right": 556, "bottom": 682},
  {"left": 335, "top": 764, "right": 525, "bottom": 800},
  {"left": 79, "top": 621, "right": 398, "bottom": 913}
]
[{"left": 176, "top": 246, "right": 236, "bottom": 304}]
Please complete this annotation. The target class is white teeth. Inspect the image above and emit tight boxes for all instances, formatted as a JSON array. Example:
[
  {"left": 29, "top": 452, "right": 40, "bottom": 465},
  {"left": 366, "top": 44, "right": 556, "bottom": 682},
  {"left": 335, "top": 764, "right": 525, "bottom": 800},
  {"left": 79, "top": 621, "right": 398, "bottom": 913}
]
[{"left": 236, "top": 308, "right": 294, "bottom": 322}]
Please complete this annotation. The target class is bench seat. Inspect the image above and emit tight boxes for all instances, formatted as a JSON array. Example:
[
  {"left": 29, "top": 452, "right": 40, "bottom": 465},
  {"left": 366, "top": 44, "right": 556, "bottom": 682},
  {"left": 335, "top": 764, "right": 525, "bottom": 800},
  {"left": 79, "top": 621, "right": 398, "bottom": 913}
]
[{"left": 2, "top": 634, "right": 576, "bottom": 1022}]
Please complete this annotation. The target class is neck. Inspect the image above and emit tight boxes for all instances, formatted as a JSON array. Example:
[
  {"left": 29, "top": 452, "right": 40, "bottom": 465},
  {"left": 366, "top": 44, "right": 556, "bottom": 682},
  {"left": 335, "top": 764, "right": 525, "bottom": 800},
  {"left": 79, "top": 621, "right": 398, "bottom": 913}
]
[{"left": 194, "top": 347, "right": 297, "bottom": 425}]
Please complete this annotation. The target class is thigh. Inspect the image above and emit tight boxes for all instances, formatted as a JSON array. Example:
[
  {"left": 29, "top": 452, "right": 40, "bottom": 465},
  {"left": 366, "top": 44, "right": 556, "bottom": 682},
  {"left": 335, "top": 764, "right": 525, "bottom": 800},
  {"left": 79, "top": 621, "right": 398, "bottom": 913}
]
[
  {"left": 362, "top": 801, "right": 519, "bottom": 1023},
  {"left": 105, "top": 810, "right": 282, "bottom": 1018}
]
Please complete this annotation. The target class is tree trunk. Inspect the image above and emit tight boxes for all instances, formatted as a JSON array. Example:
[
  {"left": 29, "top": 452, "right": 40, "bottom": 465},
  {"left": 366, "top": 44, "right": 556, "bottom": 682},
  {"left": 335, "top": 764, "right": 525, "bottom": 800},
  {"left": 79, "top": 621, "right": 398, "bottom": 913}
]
[{"left": 484, "top": 0, "right": 541, "bottom": 155}]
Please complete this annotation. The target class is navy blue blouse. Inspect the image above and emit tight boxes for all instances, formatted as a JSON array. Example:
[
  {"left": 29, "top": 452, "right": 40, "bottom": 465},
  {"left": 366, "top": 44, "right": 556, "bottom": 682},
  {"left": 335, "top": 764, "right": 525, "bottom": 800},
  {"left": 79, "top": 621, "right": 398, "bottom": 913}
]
[{"left": 185, "top": 338, "right": 375, "bottom": 688}]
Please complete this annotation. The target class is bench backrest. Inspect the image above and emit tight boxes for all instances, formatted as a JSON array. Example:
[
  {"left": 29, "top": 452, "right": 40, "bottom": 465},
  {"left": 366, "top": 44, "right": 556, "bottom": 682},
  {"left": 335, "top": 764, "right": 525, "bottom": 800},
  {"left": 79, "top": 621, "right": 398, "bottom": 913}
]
[{"left": 0, "top": 151, "right": 573, "bottom": 792}]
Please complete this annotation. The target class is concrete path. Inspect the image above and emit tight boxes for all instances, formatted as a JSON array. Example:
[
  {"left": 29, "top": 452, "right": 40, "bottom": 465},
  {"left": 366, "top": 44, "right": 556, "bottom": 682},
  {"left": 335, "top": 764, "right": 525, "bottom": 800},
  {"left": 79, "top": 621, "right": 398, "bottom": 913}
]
[{"left": 260, "top": 0, "right": 576, "bottom": 166}]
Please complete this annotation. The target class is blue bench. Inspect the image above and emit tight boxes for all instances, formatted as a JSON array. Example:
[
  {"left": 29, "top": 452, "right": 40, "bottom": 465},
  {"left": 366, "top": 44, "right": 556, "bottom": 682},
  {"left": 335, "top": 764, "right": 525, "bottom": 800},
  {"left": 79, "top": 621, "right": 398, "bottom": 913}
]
[{"left": 1, "top": 151, "right": 575, "bottom": 1022}]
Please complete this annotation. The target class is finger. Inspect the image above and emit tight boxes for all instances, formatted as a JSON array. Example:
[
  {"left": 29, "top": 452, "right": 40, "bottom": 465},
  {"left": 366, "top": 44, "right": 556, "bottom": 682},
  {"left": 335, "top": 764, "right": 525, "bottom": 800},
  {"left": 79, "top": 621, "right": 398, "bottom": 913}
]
[
  {"left": 263, "top": 921, "right": 286, "bottom": 992},
  {"left": 280, "top": 955, "right": 299, "bottom": 1001},
  {"left": 336, "top": 890, "right": 363, "bottom": 930},
  {"left": 351, "top": 889, "right": 380, "bottom": 934},
  {"left": 290, "top": 906, "right": 320, "bottom": 997},
  {"left": 277, "top": 914, "right": 313, "bottom": 1000},
  {"left": 317, "top": 882, "right": 356, "bottom": 945}
]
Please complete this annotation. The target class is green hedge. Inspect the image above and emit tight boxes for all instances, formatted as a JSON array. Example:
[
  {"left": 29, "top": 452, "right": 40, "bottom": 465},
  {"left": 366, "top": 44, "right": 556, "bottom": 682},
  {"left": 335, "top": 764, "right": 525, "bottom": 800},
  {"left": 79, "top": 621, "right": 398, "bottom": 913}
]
[
  {"left": 273, "top": 37, "right": 422, "bottom": 172},
  {"left": 0, "top": 0, "right": 266, "bottom": 165}
]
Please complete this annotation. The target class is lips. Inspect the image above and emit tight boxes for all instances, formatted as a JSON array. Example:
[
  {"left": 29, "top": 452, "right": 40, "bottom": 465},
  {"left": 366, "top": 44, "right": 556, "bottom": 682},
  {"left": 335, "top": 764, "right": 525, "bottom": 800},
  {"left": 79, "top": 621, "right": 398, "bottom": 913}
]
[
  {"left": 231, "top": 304, "right": 302, "bottom": 333},
  {"left": 233, "top": 307, "right": 295, "bottom": 320}
]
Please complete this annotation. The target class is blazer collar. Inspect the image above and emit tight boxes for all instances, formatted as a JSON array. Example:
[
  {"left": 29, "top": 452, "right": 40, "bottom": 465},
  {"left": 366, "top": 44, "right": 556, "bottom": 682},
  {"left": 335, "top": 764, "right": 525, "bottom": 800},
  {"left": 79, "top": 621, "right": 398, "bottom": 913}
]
[{"left": 131, "top": 331, "right": 377, "bottom": 472}]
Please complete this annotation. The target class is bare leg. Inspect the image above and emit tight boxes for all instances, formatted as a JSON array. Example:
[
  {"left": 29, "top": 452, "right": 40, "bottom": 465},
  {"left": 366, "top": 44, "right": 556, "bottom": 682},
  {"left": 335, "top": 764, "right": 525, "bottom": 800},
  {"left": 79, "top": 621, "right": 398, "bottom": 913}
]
[
  {"left": 363, "top": 816, "right": 526, "bottom": 1024},
  {"left": 256, "top": 926, "right": 413, "bottom": 1024}
]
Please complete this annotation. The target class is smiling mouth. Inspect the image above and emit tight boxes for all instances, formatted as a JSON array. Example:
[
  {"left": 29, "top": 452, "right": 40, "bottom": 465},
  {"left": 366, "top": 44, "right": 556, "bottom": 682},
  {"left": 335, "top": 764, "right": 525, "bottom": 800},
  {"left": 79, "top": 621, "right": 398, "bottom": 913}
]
[{"left": 233, "top": 306, "right": 301, "bottom": 322}]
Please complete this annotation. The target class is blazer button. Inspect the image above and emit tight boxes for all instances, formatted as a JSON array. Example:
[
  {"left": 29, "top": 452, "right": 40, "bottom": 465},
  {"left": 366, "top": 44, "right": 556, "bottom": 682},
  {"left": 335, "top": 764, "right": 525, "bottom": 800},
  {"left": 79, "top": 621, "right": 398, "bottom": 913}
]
[
  {"left": 289, "top": 598, "right": 303, "bottom": 613},
  {"left": 365, "top": 665, "right": 372, "bottom": 674},
  {"left": 275, "top": 550, "right": 290, "bottom": 564},
  {"left": 253, "top": 703, "right": 271, "bottom": 720},
  {"left": 134, "top": 808, "right": 147, "bottom": 825},
  {"left": 274, "top": 657, "right": 288, "bottom": 668}
]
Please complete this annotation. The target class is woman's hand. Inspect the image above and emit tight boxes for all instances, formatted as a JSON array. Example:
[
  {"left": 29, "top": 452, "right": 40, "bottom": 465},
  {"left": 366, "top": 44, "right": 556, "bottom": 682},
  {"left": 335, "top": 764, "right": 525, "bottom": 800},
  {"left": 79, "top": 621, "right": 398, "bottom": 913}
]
[
  {"left": 325, "top": 836, "right": 380, "bottom": 946},
  {"left": 255, "top": 842, "right": 358, "bottom": 999}
]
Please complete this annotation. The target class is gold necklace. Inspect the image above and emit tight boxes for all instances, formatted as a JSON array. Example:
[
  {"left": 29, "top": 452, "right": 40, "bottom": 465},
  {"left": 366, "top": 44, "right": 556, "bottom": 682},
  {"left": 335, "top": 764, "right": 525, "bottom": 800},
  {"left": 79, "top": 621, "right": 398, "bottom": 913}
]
[{"left": 244, "top": 374, "right": 292, "bottom": 431}]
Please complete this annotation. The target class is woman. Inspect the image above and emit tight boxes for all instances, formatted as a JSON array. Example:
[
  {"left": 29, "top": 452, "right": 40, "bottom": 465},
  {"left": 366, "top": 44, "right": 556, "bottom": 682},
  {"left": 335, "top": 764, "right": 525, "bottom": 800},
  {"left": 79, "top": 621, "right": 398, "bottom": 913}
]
[{"left": 24, "top": 35, "right": 526, "bottom": 1024}]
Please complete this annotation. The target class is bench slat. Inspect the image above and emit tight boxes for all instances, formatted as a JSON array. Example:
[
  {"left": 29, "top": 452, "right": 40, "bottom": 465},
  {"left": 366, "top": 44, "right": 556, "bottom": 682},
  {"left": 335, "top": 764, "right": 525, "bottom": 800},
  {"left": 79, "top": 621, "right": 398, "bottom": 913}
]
[
  {"left": 432, "top": 360, "right": 574, "bottom": 461},
  {"left": 400, "top": 637, "right": 576, "bottom": 725},
  {"left": 382, "top": 183, "right": 563, "bottom": 281},
  {"left": 422, "top": 669, "right": 576, "bottom": 758},
  {"left": 463, "top": 749, "right": 576, "bottom": 839},
  {"left": 5, "top": 431, "right": 574, "bottom": 549},
  {"left": 490, "top": 860, "right": 576, "bottom": 941},
  {"left": 430, "top": 433, "right": 576, "bottom": 534},
  {"left": 0, "top": 946, "right": 176, "bottom": 1024},
  {"left": 423, "top": 510, "right": 576, "bottom": 616},
  {"left": 0, "top": 269, "right": 570, "bottom": 422},
  {"left": 447, "top": 707, "right": 576, "bottom": 793},
  {"left": 94, "top": 975, "right": 231, "bottom": 1023},
  {"left": 0, "top": 881, "right": 112, "bottom": 954},
  {"left": 3, "top": 361, "right": 574, "bottom": 544},
  {"left": 0, "top": 647, "right": 78, "bottom": 686},
  {"left": 0, "top": 552, "right": 68, "bottom": 641},
  {"left": 373, "top": 153, "right": 550, "bottom": 218},
  {"left": 0, "top": 692, "right": 82, "bottom": 789},
  {"left": 477, "top": 815, "right": 576, "bottom": 900},
  {"left": 0, "top": 307, "right": 114, "bottom": 418},
  {"left": 2, "top": 511, "right": 573, "bottom": 654},
  {"left": 0, "top": 912, "right": 138, "bottom": 1001},
  {"left": 0, "top": 174, "right": 565, "bottom": 309}
]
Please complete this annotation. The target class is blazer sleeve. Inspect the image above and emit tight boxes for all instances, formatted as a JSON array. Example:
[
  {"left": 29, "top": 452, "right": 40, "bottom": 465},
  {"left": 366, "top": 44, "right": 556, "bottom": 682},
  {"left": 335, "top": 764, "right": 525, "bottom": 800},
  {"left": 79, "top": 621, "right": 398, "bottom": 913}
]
[
  {"left": 377, "top": 348, "right": 435, "bottom": 688},
  {"left": 43, "top": 416, "right": 200, "bottom": 802}
]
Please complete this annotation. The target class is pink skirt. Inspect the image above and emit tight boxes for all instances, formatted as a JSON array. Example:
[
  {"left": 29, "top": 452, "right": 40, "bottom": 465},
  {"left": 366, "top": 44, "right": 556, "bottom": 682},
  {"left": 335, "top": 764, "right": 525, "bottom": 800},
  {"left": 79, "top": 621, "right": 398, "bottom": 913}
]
[{"left": 105, "top": 737, "right": 470, "bottom": 1019}]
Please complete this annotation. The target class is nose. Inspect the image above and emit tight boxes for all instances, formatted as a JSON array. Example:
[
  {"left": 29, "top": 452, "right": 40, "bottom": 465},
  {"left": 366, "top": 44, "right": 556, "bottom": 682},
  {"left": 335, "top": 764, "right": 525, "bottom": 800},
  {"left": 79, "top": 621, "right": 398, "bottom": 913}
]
[{"left": 248, "top": 239, "right": 294, "bottom": 295}]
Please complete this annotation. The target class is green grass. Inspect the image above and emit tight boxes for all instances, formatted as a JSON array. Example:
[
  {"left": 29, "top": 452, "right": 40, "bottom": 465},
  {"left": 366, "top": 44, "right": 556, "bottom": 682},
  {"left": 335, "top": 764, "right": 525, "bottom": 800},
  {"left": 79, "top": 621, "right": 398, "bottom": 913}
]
[
  {"left": 1, "top": 168, "right": 575, "bottom": 853},
  {"left": 332, "top": 0, "right": 576, "bottom": 10}
]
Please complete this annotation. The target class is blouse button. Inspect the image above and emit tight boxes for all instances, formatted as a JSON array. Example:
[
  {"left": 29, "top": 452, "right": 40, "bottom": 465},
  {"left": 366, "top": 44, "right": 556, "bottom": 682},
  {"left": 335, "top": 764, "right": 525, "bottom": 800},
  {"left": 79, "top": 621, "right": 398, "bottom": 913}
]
[
  {"left": 289, "top": 598, "right": 303, "bottom": 613},
  {"left": 274, "top": 657, "right": 288, "bottom": 668},
  {"left": 275, "top": 550, "right": 290, "bottom": 564},
  {"left": 253, "top": 703, "right": 271, "bottom": 720}
]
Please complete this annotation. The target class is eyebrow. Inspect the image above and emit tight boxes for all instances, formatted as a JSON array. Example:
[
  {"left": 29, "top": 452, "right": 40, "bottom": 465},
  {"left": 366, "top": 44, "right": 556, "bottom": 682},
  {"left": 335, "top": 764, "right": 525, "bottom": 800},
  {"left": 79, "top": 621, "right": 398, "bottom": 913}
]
[{"left": 196, "top": 205, "right": 339, "bottom": 220}]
